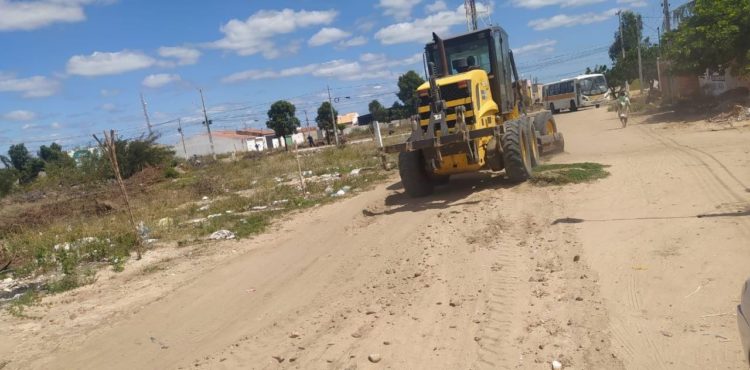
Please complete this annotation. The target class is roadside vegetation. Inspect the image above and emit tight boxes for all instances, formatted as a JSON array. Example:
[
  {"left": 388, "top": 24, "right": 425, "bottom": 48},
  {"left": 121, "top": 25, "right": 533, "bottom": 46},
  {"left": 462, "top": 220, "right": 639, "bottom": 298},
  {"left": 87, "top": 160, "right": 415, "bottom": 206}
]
[
  {"left": 531, "top": 162, "right": 610, "bottom": 185},
  {"left": 0, "top": 136, "right": 389, "bottom": 307}
]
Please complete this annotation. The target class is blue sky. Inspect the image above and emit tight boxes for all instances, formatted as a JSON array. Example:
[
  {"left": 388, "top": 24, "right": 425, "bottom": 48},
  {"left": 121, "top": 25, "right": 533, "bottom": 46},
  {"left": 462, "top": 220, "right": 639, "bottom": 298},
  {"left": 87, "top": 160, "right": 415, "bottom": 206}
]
[{"left": 0, "top": 0, "right": 676, "bottom": 152}]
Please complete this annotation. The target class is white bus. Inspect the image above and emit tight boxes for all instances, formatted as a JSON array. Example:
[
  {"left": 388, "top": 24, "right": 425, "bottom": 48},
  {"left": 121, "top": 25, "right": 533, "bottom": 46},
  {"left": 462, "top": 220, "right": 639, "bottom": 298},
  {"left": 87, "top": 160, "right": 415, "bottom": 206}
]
[{"left": 542, "top": 74, "right": 608, "bottom": 113}]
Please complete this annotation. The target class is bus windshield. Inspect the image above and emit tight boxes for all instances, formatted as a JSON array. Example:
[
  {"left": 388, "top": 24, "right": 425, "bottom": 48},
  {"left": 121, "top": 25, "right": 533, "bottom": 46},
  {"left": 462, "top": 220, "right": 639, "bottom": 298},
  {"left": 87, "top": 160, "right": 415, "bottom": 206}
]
[{"left": 578, "top": 75, "right": 608, "bottom": 95}]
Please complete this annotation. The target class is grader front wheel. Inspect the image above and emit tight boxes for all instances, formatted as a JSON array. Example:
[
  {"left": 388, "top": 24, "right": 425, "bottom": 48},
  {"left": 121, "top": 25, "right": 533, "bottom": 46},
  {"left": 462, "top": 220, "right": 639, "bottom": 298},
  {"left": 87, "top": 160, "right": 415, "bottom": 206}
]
[
  {"left": 502, "top": 120, "right": 534, "bottom": 182},
  {"left": 398, "top": 150, "right": 435, "bottom": 197}
]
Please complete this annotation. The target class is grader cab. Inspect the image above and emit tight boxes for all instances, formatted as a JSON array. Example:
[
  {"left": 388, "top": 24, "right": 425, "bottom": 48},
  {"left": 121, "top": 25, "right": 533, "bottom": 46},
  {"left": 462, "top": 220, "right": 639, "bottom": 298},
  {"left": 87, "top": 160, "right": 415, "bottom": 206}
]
[{"left": 384, "top": 26, "right": 564, "bottom": 197}]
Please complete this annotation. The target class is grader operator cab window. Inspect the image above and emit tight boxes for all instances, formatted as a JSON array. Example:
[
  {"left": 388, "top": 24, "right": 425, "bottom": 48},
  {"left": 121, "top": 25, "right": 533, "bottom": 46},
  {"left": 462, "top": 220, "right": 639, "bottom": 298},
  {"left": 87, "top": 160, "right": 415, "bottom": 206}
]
[
  {"left": 445, "top": 38, "right": 491, "bottom": 75},
  {"left": 424, "top": 27, "right": 515, "bottom": 113}
]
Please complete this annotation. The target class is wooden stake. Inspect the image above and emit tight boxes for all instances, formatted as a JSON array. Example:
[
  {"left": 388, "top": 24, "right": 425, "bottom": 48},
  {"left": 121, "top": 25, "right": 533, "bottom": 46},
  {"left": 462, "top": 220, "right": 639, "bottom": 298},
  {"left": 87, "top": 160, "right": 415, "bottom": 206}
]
[
  {"left": 93, "top": 130, "right": 143, "bottom": 259},
  {"left": 294, "top": 142, "right": 306, "bottom": 193}
]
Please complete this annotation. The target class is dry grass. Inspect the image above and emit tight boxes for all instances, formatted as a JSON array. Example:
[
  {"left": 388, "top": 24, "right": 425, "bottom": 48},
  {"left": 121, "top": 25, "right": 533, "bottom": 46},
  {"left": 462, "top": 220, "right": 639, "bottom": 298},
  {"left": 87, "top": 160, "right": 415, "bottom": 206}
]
[{"left": 0, "top": 143, "right": 389, "bottom": 296}]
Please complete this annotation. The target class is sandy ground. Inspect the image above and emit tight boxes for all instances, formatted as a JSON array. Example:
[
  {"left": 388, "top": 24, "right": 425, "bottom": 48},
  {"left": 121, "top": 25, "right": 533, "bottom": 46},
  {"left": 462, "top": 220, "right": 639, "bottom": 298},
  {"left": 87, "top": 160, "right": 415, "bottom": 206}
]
[{"left": 1, "top": 107, "right": 749, "bottom": 370}]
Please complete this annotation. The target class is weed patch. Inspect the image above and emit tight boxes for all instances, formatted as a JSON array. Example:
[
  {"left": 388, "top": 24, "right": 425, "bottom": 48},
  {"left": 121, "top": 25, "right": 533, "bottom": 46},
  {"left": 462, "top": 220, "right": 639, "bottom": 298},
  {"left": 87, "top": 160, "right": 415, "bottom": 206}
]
[
  {"left": 7, "top": 290, "right": 39, "bottom": 318},
  {"left": 532, "top": 162, "right": 610, "bottom": 185}
]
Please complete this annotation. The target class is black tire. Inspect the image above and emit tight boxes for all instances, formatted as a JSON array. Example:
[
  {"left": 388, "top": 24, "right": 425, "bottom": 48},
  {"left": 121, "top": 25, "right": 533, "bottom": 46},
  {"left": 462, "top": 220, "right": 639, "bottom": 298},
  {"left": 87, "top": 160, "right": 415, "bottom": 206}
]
[
  {"left": 502, "top": 120, "right": 533, "bottom": 182},
  {"left": 429, "top": 174, "right": 450, "bottom": 186},
  {"left": 533, "top": 111, "right": 557, "bottom": 136},
  {"left": 398, "top": 150, "right": 434, "bottom": 197},
  {"left": 549, "top": 103, "right": 556, "bottom": 114},
  {"left": 570, "top": 100, "right": 578, "bottom": 112},
  {"left": 533, "top": 111, "right": 555, "bottom": 155},
  {"left": 524, "top": 120, "right": 540, "bottom": 167}
]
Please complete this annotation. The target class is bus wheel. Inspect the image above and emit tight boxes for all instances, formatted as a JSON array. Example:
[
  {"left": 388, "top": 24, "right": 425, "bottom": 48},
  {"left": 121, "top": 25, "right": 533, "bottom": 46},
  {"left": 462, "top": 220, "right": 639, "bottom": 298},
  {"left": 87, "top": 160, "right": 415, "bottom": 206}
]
[
  {"left": 549, "top": 103, "right": 557, "bottom": 114},
  {"left": 570, "top": 100, "right": 578, "bottom": 112}
]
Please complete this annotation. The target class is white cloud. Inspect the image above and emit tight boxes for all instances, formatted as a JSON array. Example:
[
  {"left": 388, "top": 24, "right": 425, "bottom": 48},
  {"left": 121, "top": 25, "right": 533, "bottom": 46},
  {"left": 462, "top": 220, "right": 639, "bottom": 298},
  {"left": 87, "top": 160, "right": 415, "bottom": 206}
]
[
  {"left": 100, "top": 103, "right": 118, "bottom": 112},
  {"left": 511, "top": 0, "right": 605, "bottom": 8},
  {"left": 379, "top": 0, "right": 422, "bottom": 21},
  {"left": 50, "top": 121, "right": 61, "bottom": 129},
  {"left": 338, "top": 36, "right": 367, "bottom": 48},
  {"left": 425, "top": 0, "right": 447, "bottom": 12},
  {"left": 222, "top": 53, "right": 422, "bottom": 83},
  {"left": 142, "top": 73, "right": 181, "bottom": 88},
  {"left": 21, "top": 123, "right": 36, "bottom": 130},
  {"left": 67, "top": 50, "right": 156, "bottom": 76},
  {"left": 210, "top": 8, "right": 338, "bottom": 58},
  {"left": 617, "top": 0, "right": 647, "bottom": 7},
  {"left": 359, "top": 53, "right": 385, "bottom": 63},
  {"left": 355, "top": 18, "right": 377, "bottom": 32},
  {"left": 100, "top": 88, "right": 119, "bottom": 97},
  {"left": 2, "top": 110, "right": 36, "bottom": 122},
  {"left": 374, "top": 3, "right": 490, "bottom": 45},
  {"left": 308, "top": 27, "right": 351, "bottom": 47},
  {"left": 528, "top": 8, "right": 618, "bottom": 31},
  {"left": 158, "top": 46, "right": 201, "bottom": 65},
  {"left": 0, "top": 72, "right": 60, "bottom": 98},
  {"left": 0, "top": 0, "right": 107, "bottom": 31},
  {"left": 513, "top": 39, "right": 557, "bottom": 55}
]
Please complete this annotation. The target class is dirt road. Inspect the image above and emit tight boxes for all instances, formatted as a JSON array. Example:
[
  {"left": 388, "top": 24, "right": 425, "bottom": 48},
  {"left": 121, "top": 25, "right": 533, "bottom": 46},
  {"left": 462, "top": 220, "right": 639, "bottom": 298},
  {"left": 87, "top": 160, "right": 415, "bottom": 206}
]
[{"left": 2, "top": 107, "right": 749, "bottom": 369}]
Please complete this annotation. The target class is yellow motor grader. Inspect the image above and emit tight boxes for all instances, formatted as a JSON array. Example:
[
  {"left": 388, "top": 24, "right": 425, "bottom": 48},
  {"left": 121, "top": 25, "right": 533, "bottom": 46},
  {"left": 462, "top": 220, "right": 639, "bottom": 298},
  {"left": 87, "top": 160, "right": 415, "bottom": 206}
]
[{"left": 384, "top": 27, "right": 564, "bottom": 197}]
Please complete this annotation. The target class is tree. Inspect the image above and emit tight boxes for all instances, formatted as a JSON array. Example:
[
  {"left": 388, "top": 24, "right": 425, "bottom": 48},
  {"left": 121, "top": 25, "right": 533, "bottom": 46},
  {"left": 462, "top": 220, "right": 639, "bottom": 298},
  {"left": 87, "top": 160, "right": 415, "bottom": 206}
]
[
  {"left": 608, "top": 11, "right": 642, "bottom": 62},
  {"left": 7, "top": 144, "right": 43, "bottom": 184},
  {"left": 8, "top": 144, "right": 30, "bottom": 173},
  {"left": 38, "top": 143, "right": 64, "bottom": 162},
  {"left": 368, "top": 99, "right": 384, "bottom": 115},
  {"left": 315, "top": 101, "right": 337, "bottom": 145},
  {"left": 0, "top": 168, "right": 14, "bottom": 198},
  {"left": 585, "top": 65, "right": 609, "bottom": 75},
  {"left": 664, "top": 0, "right": 750, "bottom": 76},
  {"left": 39, "top": 142, "right": 75, "bottom": 168},
  {"left": 368, "top": 100, "right": 388, "bottom": 123},
  {"left": 397, "top": 70, "right": 425, "bottom": 116},
  {"left": 389, "top": 101, "right": 409, "bottom": 120},
  {"left": 266, "top": 100, "right": 301, "bottom": 150},
  {"left": 605, "top": 11, "right": 660, "bottom": 90},
  {"left": 114, "top": 136, "right": 175, "bottom": 178}
]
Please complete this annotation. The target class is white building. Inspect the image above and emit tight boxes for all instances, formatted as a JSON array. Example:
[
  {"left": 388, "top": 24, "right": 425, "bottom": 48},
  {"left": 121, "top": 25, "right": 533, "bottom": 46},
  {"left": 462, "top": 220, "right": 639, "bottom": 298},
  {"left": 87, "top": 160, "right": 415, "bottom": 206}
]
[{"left": 177, "top": 129, "right": 275, "bottom": 158}]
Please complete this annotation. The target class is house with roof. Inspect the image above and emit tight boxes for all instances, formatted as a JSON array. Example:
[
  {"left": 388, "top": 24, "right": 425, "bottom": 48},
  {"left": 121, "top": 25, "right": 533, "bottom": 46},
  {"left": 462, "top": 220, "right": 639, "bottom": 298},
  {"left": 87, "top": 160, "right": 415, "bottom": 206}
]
[
  {"left": 178, "top": 129, "right": 275, "bottom": 158},
  {"left": 337, "top": 112, "right": 359, "bottom": 126}
]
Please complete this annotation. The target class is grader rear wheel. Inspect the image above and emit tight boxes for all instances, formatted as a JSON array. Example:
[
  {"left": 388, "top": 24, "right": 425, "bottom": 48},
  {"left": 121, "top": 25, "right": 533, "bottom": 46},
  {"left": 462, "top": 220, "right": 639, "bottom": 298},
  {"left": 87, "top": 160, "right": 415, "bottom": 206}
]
[
  {"left": 502, "top": 120, "right": 533, "bottom": 182},
  {"left": 398, "top": 150, "right": 434, "bottom": 197},
  {"left": 525, "top": 120, "right": 540, "bottom": 167},
  {"left": 534, "top": 111, "right": 565, "bottom": 153}
]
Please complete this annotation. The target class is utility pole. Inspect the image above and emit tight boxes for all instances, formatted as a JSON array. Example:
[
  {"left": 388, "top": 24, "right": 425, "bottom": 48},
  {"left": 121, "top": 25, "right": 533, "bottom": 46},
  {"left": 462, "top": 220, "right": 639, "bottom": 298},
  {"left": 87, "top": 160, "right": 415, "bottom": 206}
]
[
  {"left": 617, "top": 11, "right": 626, "bottom": 59},
  {"left": 199, "top": 89, "right": 216, "bottom": 160},
  {"left": 326, "top": 85, "right": 340, "bottom": 146},
  {"left": 617, "top": 10, "right": 629, "bottom": 92},
  {"left": 177, "top": 118, "right": 187, "bottom": 157},
  {"left": 662, "top": 0, "right": 671, "bottom": 32},
  {"left": 662, "top": 1, "right": 673, "bottom": 103},
  {"left": 140, "top": 93, "right": 153, "bottom": 136},
  {"left": 304, "top": 110, "right": 310, "bottom": 128},
  {"left": 637, "top": 17, "right": 644, "bottom": 96}
]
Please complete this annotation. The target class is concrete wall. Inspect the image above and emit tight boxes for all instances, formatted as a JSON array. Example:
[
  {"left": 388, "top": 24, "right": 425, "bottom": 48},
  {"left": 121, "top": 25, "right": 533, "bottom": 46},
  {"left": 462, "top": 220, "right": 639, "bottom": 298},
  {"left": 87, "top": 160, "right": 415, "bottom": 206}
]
[
  {"left": 178, "top": 135, "right": 250, "bottom": 158},
  {"left": 699, "top": 69, "right": 750, "bottom": 97}
]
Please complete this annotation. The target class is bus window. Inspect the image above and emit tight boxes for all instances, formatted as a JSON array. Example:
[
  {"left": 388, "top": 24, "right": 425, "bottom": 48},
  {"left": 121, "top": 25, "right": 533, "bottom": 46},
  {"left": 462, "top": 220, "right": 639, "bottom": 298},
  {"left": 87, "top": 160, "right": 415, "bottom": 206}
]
[{"left": 579, "top": 75, "right": 607, "bottom": 95}]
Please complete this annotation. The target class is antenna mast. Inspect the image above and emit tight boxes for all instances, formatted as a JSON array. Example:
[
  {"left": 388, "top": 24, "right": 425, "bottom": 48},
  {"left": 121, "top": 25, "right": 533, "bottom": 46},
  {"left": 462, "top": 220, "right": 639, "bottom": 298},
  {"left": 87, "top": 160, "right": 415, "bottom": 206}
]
[{"left": 465, "top": 0, "right": 478, "bottom": 31}]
